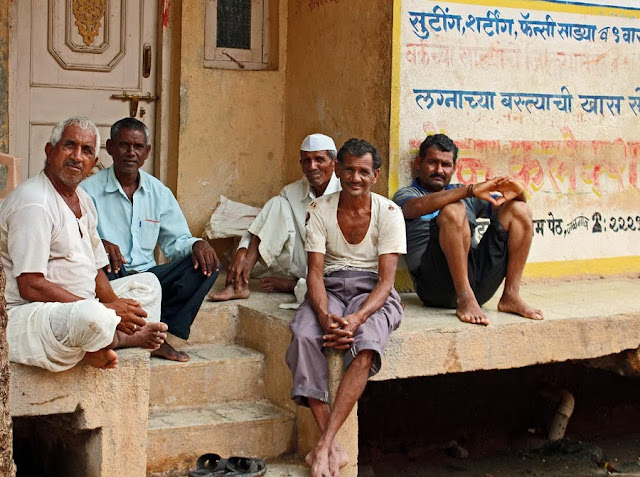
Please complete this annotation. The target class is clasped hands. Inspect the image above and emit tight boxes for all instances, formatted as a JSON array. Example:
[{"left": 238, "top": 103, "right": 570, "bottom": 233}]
[
  {"left": 319, "top": 312, "right": 364, "bottom": 350},
  {"left": 473, "top": 177, "right": 525, "bottom": 207}
]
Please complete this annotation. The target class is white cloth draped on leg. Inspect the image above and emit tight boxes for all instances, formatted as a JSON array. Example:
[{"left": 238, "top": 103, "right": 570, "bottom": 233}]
[
  {"left": 111, "top": 272, "right": 161, "bottom": 323},
  {"left": 8, "top": 300, "right": 120, "bottom": 372},
  {"left": 7, "top": 273, "right": 161, "bottom": 372},
  {"left": 248, "top": 195, "right": 306, "bottom": 280}
]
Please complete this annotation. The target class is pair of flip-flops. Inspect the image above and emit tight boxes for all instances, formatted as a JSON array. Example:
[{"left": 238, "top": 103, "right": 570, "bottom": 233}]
[{"left": 188, "top": 453, "right": 267, "bottom": 477}]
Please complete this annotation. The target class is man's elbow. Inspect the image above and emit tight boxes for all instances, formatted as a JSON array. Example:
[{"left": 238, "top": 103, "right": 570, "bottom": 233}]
[{"left": 16, "top": 278, "right": 38, "bottom": 301}]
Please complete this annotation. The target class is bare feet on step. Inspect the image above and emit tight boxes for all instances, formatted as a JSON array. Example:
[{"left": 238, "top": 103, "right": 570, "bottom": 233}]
[
  {"left": 329, "top": 441, "right": 349, "bottom": 472},
  {"left": 151, "top": 341, "right": 190, "bottom": 362},
  {"left": 259, "top": 276, "right": 297, "bottom": 293},
  {"left": 456, "top": 291, "right": 489, "bottom": 326},
  {"left": 83, "top": 349, "right": 119, "bottom": 369},
  {"left": 310, "top": 444, "right": 334, "bottom": 477},
  {"left": 498, "top": 292, "right": 544, "bottom": 320},
  {"left": 119, "top": 321, "right": 168, "bottom": 350},
  {"left": 306, "top": 439, "right": 348, "bottom": 476},
  {"left": 209, "top": 283, "right": 250, "bottom": 302}
]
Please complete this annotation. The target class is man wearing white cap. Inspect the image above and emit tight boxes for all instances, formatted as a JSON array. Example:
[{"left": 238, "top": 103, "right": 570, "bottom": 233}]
[{"left": 210, "top": 134, "right": 341, "bottom": 301}]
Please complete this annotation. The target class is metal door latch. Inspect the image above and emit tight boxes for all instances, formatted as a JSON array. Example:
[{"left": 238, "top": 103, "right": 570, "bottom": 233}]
[{"left": 110, "top": 92, "right": 158, "bottom": 117}]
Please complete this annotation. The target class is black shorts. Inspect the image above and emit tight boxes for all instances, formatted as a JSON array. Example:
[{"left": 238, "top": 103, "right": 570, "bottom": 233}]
[{"left": 413, "top": 218, "right": 508, "bottom": 308}]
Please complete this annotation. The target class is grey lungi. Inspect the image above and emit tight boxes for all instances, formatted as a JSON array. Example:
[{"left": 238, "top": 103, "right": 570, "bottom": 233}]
[{"left": 285, "top": 270, "right": 403, "bottom": 406}]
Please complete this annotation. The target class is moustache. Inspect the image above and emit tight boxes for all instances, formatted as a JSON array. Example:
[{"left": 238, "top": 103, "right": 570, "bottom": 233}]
[
  {"left": 429, "top": 173, "right": 446, "bottom": 180},
  {"left": 64, "top": 159, "right": 83, "bottom": 169}
]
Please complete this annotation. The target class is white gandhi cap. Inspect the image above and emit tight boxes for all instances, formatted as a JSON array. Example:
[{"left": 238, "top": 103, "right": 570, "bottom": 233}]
[{"left": 300, "top": 134, "right": 337, "bottom": 153}]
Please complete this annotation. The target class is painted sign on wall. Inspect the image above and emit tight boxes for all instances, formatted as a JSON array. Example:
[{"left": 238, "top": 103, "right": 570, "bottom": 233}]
[{"left": 391, "top": 0, "right": 640, "bottom": 271}]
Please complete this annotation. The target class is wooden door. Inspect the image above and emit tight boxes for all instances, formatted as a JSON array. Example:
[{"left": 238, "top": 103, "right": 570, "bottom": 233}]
[{"left": 12, "top": 0, "right": 158, "bottom": 178}]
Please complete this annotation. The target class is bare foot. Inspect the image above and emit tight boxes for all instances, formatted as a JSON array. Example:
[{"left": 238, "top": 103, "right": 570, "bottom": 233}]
[
  {"left": 83, "top": 349, "right": 119, "bottom": 369},
  {"left": 151, "top": 341, "right": 190, "bottom": 362},
  {"left": 259, "top": 276, "right": 297, "bottom": 293},
  {"left": 498, "top": 293, "right": 544, "bottom": 320},
  {"left": 305, "top": 448, "right": 314, "bottom": 467},
  {"left": 456, "top": 292, "right": 489, "bottom": 326},
  {"left": 117, "top": 321, "right": 168, "bottom": 350},
  {"left": 329, "top": 439, "right": 349, "bottom": 471},
  {"left": 310, "top": 444, "right": 333, "bottom": 477},
  {"left": 209, "top": 283, "right": 250, "bottom": 301}
]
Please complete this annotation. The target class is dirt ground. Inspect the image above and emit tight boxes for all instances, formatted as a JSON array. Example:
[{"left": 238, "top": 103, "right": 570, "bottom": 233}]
[
  {"left": 361, "top": 436, "right": 640, "bottom": 476},
  {"left": 358, "top": 361, "right": 640, "bottom": 477}
]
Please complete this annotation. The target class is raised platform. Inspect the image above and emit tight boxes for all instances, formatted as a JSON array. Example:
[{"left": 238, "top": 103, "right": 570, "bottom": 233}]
[
  {"left": 9, "top": 276, "right": 640, "bottom": 476},
  {"left": 209, "top": 275, "right": 640, "bottom": 476},
  {"left": 10, "top": 348, "right": 150, "bottom": 476}
]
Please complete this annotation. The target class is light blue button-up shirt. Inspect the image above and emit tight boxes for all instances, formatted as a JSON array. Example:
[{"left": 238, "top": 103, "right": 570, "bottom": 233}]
[{"left": 80, "top": 166, "right": 199, "bottom": 272}]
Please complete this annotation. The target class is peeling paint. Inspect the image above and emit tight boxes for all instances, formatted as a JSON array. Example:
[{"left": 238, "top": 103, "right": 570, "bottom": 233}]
[{"left": 162, "top": 0, "right": 172, "bottom": 28}]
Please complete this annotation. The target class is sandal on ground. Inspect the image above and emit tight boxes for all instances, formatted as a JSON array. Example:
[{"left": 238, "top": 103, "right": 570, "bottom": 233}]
[
  {"left": 225, "top": 456, "right": 267, "bottom": 476},
  {"left": 188, "top": 453, "right": 228, "bottom": 477}
]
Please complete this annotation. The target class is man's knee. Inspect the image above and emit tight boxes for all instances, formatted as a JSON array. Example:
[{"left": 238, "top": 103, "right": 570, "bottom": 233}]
[
  {"left": 351, "top": 349, "right": 375, "bottom": 370},
  {"left": 437, "top": 201, "right": 468, "bottom": 227},
  {"left": 499, "top": 200, "right": 533, "bottom": 230},
  {"left": 262, "top": 195, "right": 290, "bottom": 217},
  {"left": 66, "top": 301, "right": 118, "bottom": 348}
]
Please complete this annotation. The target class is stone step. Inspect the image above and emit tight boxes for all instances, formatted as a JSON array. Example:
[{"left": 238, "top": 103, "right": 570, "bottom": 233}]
[
  {"left": 147, "top": 400, "right": 296, "bottom": 475},
  {"left": 262, "top": 456, "right": 308, "bottom": 477},
  {"left": 147, "top": 455, "right": 308, "bottom": 477},
  {"left": 149, "top": 344, "right": 266, "bottom": 411},
  {"left": 166, "top": 301, "right": 239, "bottom": 348}
]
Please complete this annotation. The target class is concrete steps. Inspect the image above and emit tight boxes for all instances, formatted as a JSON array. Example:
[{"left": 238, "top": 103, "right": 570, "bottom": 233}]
[
  {"left": 166, "top": 301, "right": 239, "bottom": 346},
  {"left": 147, "top": 400, "right": 296, "bottom": 475},
  {"left": 147, "top": 456, "right": 308, "bottom": 477},
  {"left": 146, "top": 299, "right": 300, "bottom": 476},
  {"left": 150, "top": 344, "right": 266, "bottom": 410}
]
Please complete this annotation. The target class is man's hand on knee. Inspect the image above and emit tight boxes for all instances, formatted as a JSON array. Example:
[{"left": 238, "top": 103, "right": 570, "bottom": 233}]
[
  {"left": 102, "top": 239, "right": 127, "bottom": 274},
  {"left": 227, "top": 248, "right": 250, "bottom": 289},
  {"left": 104, "top": 298, "right": 147, "bottom": 335},
  {"left": 192, "top": 240, "right": 219, "bottom": 277}
]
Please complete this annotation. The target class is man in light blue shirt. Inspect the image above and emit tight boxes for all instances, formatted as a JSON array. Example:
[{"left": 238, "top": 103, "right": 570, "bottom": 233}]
[{"left": 81, "top": 118, "right": 219, "bottom": 361}]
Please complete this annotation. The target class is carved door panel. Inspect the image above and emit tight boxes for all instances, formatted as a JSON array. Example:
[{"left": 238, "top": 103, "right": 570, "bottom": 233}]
[{"left": 13, "top": 0, "right": 157, "bottom": 178}]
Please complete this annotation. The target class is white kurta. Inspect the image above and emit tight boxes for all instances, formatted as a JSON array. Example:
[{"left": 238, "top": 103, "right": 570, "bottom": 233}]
[
  {"left": 0, "top": 172, "right": 161, "bottom": 371},
  {"left": 239, "top": 174, "right": 341, "bottom": 280}
]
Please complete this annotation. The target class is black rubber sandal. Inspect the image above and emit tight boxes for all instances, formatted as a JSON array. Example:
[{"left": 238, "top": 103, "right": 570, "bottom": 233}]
[
  {"left": 225, "top": 456, "right": 267, "bottom": 476},
  {"left": 188, "top": 453, "right": 228, "bottom": 477}
]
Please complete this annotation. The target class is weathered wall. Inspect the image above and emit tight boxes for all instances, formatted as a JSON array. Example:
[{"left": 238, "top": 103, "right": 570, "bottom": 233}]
[
  {"left": 0, "top": 262, "right": 15, "bottom": 477},
  {"left": 175, "top": 0, "right": 288, "bottom": 236},
  {"left": 284, "top": 0, "right": 394, "bottom": 195},
  {"left": 392, "top": 0, "right": 640, "bottom": 277},
  {"left": 0, "top": 1, "right": 9, "bottom": 154}
]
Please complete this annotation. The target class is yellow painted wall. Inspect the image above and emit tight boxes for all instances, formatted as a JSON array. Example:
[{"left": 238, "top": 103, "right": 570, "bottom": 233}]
[
  {"left": 174, "top": 0, "right": 288, "bottom": 235},
  {"left": 392, "top": 0, "right": 640, "bottom": 280},
  {"left": 284, "top": 0, "right": 394, "bottom": 196}
]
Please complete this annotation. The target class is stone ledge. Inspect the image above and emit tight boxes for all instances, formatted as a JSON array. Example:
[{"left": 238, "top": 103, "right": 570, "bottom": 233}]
[
  {"left": 216, "top": 276, "right": 640, "bottom": 380},
  {"left": 10, "top": 348, "right": 151, "bottom": 477}
]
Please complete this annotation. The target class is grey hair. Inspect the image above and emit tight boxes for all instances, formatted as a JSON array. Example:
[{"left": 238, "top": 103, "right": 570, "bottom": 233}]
[
  {"left": 326, "top": 149, "right": 337, "bottom": 160},
  {"left": 110, "top": 117, "right": 150, "bottom": 145},
  {"left": 49, "top": 116, "right": 100, "bottom": 154}
]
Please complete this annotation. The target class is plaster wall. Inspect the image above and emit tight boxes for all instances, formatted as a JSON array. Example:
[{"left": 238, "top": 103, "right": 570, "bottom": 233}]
[
  {"left": 392, "top": 0, "right": 640, "bottom": 277},
  {"left": 174, "top": 0, "right": 288, "bottom": 236},
  {"left": 284, "top": 0, "right": 394, "bottom": 196},
  {"left": 0, "top": 1, "right": 8, "bottom": 153}
]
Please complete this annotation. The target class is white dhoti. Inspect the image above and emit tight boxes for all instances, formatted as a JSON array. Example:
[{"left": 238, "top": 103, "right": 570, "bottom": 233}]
[
  {"left": 248, "top": 195, "right": 307, "bottom": 280},
  {"left": 7, "top": 273, "right": 161, "bottom": 372}
]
